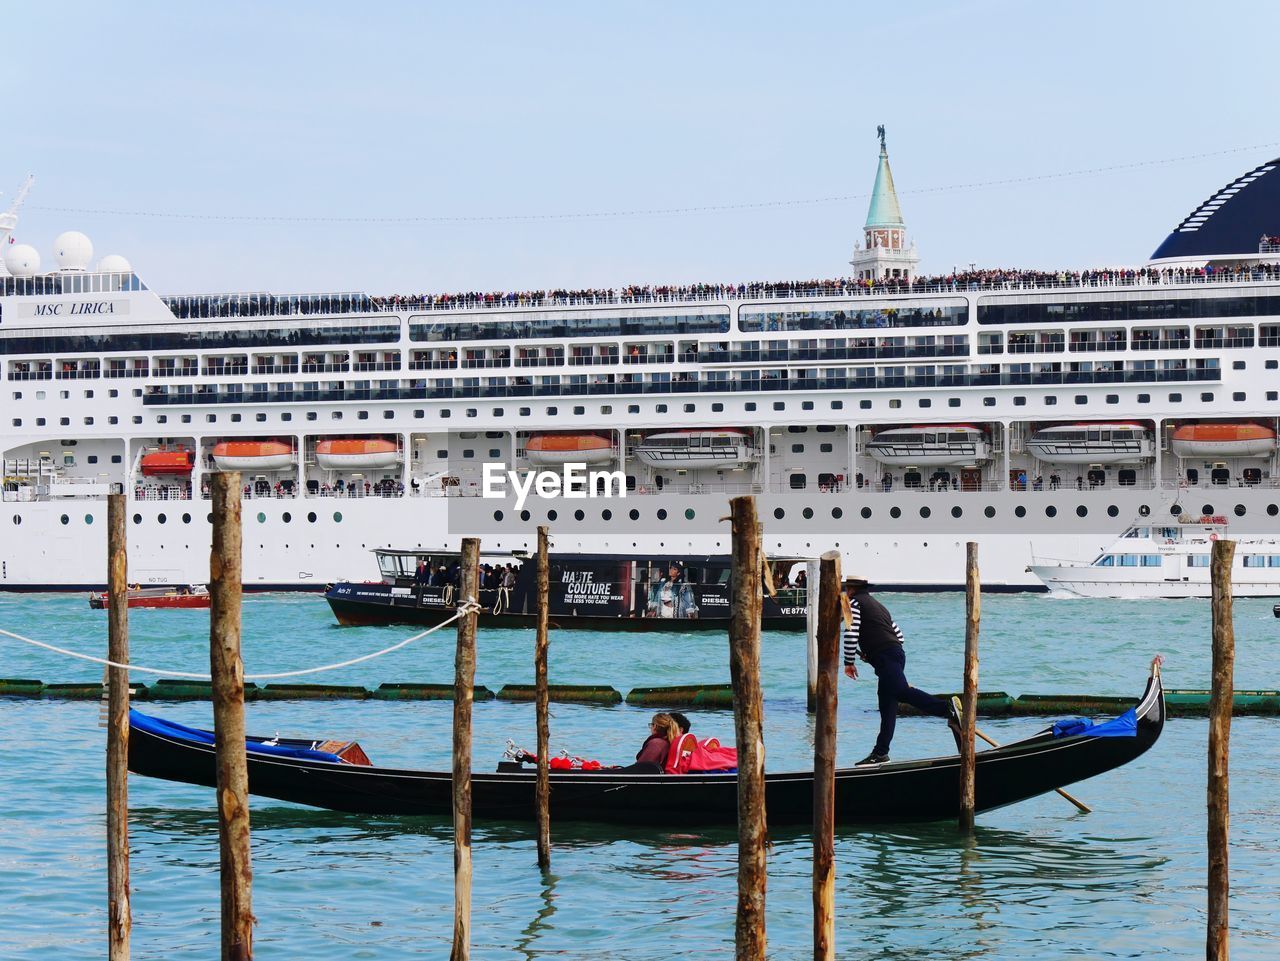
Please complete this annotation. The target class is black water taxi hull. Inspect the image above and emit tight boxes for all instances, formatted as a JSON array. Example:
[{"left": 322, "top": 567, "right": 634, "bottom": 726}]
[{"left": 128, "top": 670, "right": 1163, "bottom": 825}]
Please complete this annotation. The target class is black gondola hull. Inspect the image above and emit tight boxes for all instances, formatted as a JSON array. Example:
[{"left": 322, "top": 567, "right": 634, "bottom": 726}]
[{"left": 129, "top": 672, "right": 1164, "bottom": 825}]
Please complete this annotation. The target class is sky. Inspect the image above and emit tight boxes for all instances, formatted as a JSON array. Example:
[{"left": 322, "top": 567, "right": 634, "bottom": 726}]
[{"left": 4, "top": 1, "right": 1278, "bottom": 295}]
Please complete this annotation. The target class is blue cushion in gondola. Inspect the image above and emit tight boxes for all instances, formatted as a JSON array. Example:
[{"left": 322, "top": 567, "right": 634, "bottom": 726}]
[
  {"left": 1051, "top": 708, "right": 1137, "bottom": 739},
  {"left": 130, "top": 709, "right": 345, "bottom": 763}
]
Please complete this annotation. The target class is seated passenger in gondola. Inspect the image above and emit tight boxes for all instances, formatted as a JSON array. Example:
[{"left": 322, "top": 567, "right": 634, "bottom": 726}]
[{"left": 615, "top": 712, "right": 681, "bottom": 773}]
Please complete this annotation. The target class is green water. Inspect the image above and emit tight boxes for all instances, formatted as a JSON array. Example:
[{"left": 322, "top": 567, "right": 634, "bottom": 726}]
[{"left": 1, "top": 591, "right": 1277, "bottom": 959}]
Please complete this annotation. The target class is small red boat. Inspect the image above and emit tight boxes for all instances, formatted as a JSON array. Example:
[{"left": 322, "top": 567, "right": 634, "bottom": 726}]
[{"left": 89, "top": 585, "right": 210, "bottom": 610}]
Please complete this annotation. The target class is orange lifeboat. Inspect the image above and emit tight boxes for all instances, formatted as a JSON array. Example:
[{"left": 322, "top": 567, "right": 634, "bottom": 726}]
[
  {"left": 140, "top": 450, "right": 194, "bottom": 476},
  {"left": 1171, "top": 423, "right": 1276, "bottom": 458},
  {"left": 212, "top": 440, "right": 295, "bottom": 472},
  {"left": 525, "top": 432, "right": 614, "bottom": 466},
  {"left": 315, "top": 438, "right": 400, "bottom": 470}
]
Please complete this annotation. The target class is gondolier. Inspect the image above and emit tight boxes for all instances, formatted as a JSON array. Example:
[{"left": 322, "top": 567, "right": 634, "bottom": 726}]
[{"left": 842, "top": 575, "right": 960, "bottom": 765}]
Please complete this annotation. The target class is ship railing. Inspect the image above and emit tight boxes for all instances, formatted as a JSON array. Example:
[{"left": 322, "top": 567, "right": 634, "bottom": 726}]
[
  {"left": 133, "top": 488, "right": 193, "bottom": 501},
  {"left": 1159, "top": 478, "right": 1280, "bottom": 490}
]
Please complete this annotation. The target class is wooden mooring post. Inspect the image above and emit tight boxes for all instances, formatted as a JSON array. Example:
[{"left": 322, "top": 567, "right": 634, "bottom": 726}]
[
  {"left": 729, "top": 495, "right": 767, "bottom": 961},
  {"left": 812, "top": 550, "right": 841, "bottom": 961},
  {"left": 534, "top": 526, "right": 552, "bottom": 871},
  {"left": 959, "top": 541, "right": 980, "bottom": 833},
  {"left": 452, "top": 537, "right": 481, "bottom": 961},
  {"left": 106, "top": 492, "right": 131, "bottom": 961},
  {"left": 1207, "top": 538, "right": 1235, "bottom": 961},
  {"left": 209, "top": 472, "right": 254, "bottom": 961},
  {"left": 805, "top": 556, "right": 820, "bottom": 713}
]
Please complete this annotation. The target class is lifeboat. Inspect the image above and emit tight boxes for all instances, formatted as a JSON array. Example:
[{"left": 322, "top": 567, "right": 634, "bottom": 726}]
[
  {"left": 1171, "top": 424, "right": 1276, "bottom": 458},
  {"left": 525, "top": 433, "right": 614, "bottom": 466},
  {"left": 140, "top": 450, "right": 194, "bottom": 476},
  {"left": 866, "top": 425, "right": 990, "bottom": 466},
  {"left": 315, "top": 438, "right": 400, "bottom": 470},
  {"left": 1028, "top": 423, "right": 1154, "bottom": 465},
  {"left": 632, "top": 428, "right": 757, "bottom": 470},
  {"left": 212, "top": 440, "right": 295, "bottom": 472}
]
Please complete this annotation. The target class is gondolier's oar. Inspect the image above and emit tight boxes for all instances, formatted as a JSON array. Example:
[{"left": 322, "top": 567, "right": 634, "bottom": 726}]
[{"left": 951, "top": 696, "right": 1092, "bottom": 814}]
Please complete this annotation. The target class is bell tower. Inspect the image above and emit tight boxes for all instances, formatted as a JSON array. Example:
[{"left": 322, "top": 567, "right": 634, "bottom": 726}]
[{"left": 849, "top": 127, "right": 918, "bottom": 282}]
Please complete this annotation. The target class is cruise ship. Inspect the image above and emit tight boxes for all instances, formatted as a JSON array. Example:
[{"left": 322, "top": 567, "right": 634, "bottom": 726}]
[{"left": 4, "top": 139, "right": 1280, "bottom": 591}]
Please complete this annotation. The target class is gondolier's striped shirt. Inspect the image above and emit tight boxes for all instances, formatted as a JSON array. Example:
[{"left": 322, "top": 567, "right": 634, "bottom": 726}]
[{"left": 842, "top": 592, "right": 905, "bottom": 665}]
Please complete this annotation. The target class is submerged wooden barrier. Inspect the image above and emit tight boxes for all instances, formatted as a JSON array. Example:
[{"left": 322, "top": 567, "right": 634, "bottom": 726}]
[
  {"left": 497, "top": 684, "right": 622, "bottom": 704},
  {"left": 6, "top": 680, "right": 1280, "bottom": 714}
]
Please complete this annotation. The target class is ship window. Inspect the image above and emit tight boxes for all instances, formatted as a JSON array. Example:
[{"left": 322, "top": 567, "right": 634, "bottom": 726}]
[
  {"left": 789, "top": 475, "right": 807, "bottom": 490},
  {"left": 904, "top": 471, "right": 922, "bottom": 488},
  {"left": 712, "top": 403, "right": 724, "bottom": 412},
  {"left": 861, "top": 507, "right": 872, "bottom": 519},
  {"left": 1014, "top": 506, "right": 1026, "bottom": 518},
  {"left": 773, "top": 402, "right": 785, "bottom": 411},
  {"left": 87, "top": 455, "right": 98, "bottom": 464},
  {"left": 462, "top": 450, "right": 474, "bottom": 458},
  {"left": 745, "top": 402, "right": 757, "bottom": 411},
  {"left": 1108, "top": 505, "right": 1119, "bottom": 517},
  {"left": 889, "top": 506, "right": 901, "bottom": 518},
  {"left": 820, "top": 443, "right": 833, "bottom": 453},
  {"left": 108, "top": 416, "right": 118, "bottom": 425},
  {"left": 1168, "top": 392, "right": 1182, "bottom": 402},
  {"left": 919, "top": 506, "right": 931, "bottom": 519},
  {"left": 1235, "top": 504, "right": 1246, "bottom": 517},
  {"left": 1141, "top": 555, "right": 1162, "bottom": 567},
  {"left": 889, "top": 400, "right": 902, "bottom": 409},
  {"left": 574, "top": 406, "right": 585, "bottom": 415},
  {"left": 656, "top": 404, "right": 667, "bottom": 413},
  {"left": 1243, "top": 555, "right": 1267, "bottom": 568},
  {"left": 860, "top": 400, "right": 872, "bottom": 410},
  {"left": 791, "top": 444, "right": 804, "bottom": 453},
  {"left": 1013, "top": 396, "right": 1026, "bottom": 406},
  {"left": 1044, "top": 396, "right": 1057, "bottom": 406},
  {"left": 38, "top": 418, "right": 48, "bottom": 426},
  {"left": 440, "top": 410, "right": 451, "bottom": 418},
  {"left": 628, "top": 405, "right": 640, "bottom": 413},
  {"left": 520, "top": 408, "right": 531, "bottom": 416},
  {"left": 1202, "top": 393, "right": 1215, "bottom": 402},
  {"left": 254, "top": 413, "right": 266, "bottom": 422},
  {"left": 1269, "top": 392, "right": 1279, "bottom": 401},
  {"left": 1188, "top": 555, "right": 1210, "bottom": 568},
  {"left": 983, "top": 397, "right": 995, "bottom": 407},
  {"left": 831, "top": 400, "right": 844, "bottom": 410},
  {"left": 10, "top": 419, "right": 19, "bottom": 427},
  {"left": 1270, "top": 504, "right": 1280, "bottom": 516},
  {"left": 358, "top": 411, "right": 369, "bottom": 420},
  {"left": 1046, "top": 505, "right": 1057, "bottom": 518},
  {"left": 1232, "top": 392, "right": 1245, "bottom": 401},
  {"left": 1096, "top": 555, "right": 1115, "bottom": 567},
  {"left": 801, "top": 401, "right": 814, "bottom": 411},
  {"left": 657, "top": 508, "right": 668, "bottom": 520},
  {"left": 918, "top": 398, "right": 931, "bottom": 408}
]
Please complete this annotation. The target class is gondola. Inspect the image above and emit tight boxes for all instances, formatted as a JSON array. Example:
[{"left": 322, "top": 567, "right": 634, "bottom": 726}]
[{"left": 127, "top": 665, "right": 1164, "bottom": 826}]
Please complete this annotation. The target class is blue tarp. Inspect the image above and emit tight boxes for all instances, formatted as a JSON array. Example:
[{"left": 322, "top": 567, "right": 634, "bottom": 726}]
[
  {"left": 130, "top": 709, "right": 344, "bottom": 763},
  {"left": 1052, "top": 708, "right": 1138, "bottom": 739}
]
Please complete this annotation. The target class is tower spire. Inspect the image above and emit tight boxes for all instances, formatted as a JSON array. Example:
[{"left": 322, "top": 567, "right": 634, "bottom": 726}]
[{"left": 849, "top": 128, "right": 918, "bottom": 282}]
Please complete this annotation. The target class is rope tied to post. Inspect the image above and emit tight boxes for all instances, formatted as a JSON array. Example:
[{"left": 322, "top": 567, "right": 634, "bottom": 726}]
[{"left": 0, "top": 596, "right": 483, "bottom": 681}]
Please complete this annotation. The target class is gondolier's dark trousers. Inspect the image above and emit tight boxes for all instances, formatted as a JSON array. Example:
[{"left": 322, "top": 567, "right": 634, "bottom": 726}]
[{"left": 865, "top": 645, "right": 949, "bottom": 756}]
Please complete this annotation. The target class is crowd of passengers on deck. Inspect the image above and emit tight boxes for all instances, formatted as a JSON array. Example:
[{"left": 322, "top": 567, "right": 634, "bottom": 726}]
[{"left": 149, "top": 262, "right": 1280, "bottom": 321}]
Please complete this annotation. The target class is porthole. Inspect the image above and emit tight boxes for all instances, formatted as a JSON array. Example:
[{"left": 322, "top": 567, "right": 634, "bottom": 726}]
[
  {"left": 629, "top": 509, "right": 640, "bottom": 521},
  {"left": 520, "top": 510, "right": 531, "bottom": 521},
  {"left": 802, "top": 507, "right": 814, "bottom": 520},
  {"left": 333, "top": 511, "right": 343, "bottom": 523},
  {"left": 602, "top": 509, "right": 612, "bottom": 521},
  {"left": 1170, "top": 504, "right": 1183, "bottom": 517},
  {"left": 207, "top": 513, "right": 213, "bottom": 524},
  {"left": 951, "top": 506, "right": 962, "bottom": 519},
  {"left": 1076, "top": 505, "right": 1087, "bottom": 518},
  {"left": 1234, "top": 504, "right": 1246, "bottom": 517},
  {"left": 257, "top": 512, "right": 266, "bottom": 524},
  {"left": 573, "top": 510, "right": 585, "bottom": 521},
  {"left": 983, "top": 506, "right": 995, "bottom": 519},
  {"left": 182, "top": 513, "right": 192, "bottom": 524},
  {"left": 657, "top": 509, "right": 668, "bottom": 520},
  {"left": 860, "top": 507, "right": 871, "bottom": 520},
  {"left": 1269, "top": 504, "right": 1279, "bottom": 517},
  {"left": 307, "top": 512, "right": 317, "bottom": 523},
  {"left": 157, "top": 513, "right": 167, "bottom": 525},
  {"left": 132, "top": 514, "right": 141, "bottom": 525},
  {"left": 889, "top": 507, "right": 901, "bottom": 519},
  {"left": 11, "top": 515, "right": 19, "bottom": 526},
  {"left": 774, "top": 508, "right": 785, "bottom": 520},
  {"left": 1201, "top": 504, "right": 1214, "bottom": 517},
  {"left": 547, "top": 509, "right": 558, "bottom": 521},
  {"left": 1014, "top": 506, "right": 1026, "bottom": 518},
  {"left": 831, "top": 507, "right": 843, "bottom": 519},
  {"left": 59, "top": 514, "right": 69, "bottom": 525},
  {"left": 493, "top": 510, "right": 504, "bottom": 522},
  {"left": 1045, "top": 506, "right": 1057, "bottom": 518},
  {"left": 282, "top": 512, "right": 291, "bottom": 523},
  {"left": 84, "top": 514, "right": 94, "bottom": 525},
  {"left": 1138, "top": 504, "right": 1151, "bottom": 517},
  {"left": 919, "top": 506, "right": 931, "bottom": 519},
  {"left": 1107, "top": 505, "right": 1119, "bottom": 518},
  {"left": 685, "top": 508, "right": 695, "bottom": 520}
]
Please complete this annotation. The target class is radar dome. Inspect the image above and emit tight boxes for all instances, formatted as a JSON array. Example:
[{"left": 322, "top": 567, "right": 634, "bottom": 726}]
[
  {"left": 97, "top": 254, "right": 132, "bottom": 274},
  {"left": 53, "top": 230, "right": 93, "bottom": 271},
  {"left": 4, "top": 243, "right": 41, "bottom": 277}
]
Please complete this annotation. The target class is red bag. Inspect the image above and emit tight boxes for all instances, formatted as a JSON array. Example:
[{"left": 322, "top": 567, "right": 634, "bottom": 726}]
[
  {"left": 549, "top": 756, "right": 573, "bottom": 770},
  {"left": 581, "top": 760, "right": 601, "bottom": 771}
]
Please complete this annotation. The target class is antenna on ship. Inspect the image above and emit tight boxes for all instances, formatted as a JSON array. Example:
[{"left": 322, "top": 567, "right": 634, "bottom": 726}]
[{"left": 0, "top": 174, "right": 36, "bottom": 277}]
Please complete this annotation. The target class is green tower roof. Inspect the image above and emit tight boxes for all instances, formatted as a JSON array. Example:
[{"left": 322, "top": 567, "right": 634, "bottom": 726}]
[{"left": 865, "top": 142, "right": 905, "bottom": 229}]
